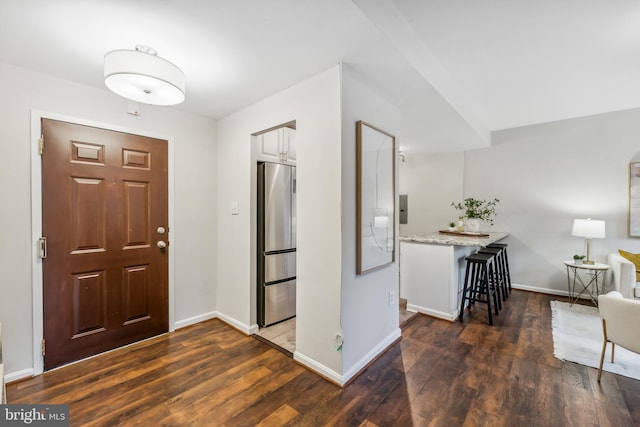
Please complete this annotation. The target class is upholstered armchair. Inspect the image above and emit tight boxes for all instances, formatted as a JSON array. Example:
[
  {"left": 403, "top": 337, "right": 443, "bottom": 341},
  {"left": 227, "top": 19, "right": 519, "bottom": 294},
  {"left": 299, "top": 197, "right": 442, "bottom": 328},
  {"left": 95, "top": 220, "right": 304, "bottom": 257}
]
[
  {"left": 607, "top": 253, "right": 640, "bottom": 299},
  {"left": 597, "top": 291, "right": 640, "bottom": 382}
]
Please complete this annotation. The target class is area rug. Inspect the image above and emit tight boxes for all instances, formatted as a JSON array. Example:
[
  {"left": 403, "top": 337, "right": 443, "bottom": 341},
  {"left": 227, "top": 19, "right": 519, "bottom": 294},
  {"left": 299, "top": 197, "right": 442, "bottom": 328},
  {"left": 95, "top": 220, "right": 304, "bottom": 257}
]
[{"left": 550, "top": 300, "right": 640, "bottom": 381}]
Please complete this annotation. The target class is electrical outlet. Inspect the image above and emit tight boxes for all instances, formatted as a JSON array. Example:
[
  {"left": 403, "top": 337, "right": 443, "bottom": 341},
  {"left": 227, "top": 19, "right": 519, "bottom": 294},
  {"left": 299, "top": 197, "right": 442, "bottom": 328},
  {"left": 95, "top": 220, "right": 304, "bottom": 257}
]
[
  {"left": 389, "top": 290, "right": 395, "bottom": 306},
  {"left": 126, "top": 100, "right": 141, "bottom": 116},
  {"left": 334, "top": 334, "right": 343, "bottom": 351}
]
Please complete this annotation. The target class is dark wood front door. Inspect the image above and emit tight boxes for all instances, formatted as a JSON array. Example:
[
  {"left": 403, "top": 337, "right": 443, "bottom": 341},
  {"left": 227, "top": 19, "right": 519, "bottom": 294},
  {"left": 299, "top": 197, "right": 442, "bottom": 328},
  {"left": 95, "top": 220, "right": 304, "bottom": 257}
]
[{"left": 42, "top": 118, "right": 169, "bottom": 370}]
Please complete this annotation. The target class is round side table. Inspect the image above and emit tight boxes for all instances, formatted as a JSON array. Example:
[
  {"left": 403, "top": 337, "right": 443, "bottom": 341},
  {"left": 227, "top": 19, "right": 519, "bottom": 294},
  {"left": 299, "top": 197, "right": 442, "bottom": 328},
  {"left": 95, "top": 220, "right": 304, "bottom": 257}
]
[{"left": 563, "top": 260, "right": 609, "bottom": 306}]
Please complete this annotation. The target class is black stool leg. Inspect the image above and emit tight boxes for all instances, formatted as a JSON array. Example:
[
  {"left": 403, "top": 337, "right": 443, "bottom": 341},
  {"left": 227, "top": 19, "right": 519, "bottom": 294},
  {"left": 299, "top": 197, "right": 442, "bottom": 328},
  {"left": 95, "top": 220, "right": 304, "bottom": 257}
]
[
  {"left": 480, "top": 262, "right": 494, "bottom": 326},
  {"left": 503, "top": 248, "right": 512, "bottom": 293},
  {"left": 459, "top": 261, "right": 472, "bottom": 321},
  {"left": 497, "top": 250, "right": 508, "bottom": 301},
  {"left": 488, "top": 259, "right": 499, "bottom": 316}
]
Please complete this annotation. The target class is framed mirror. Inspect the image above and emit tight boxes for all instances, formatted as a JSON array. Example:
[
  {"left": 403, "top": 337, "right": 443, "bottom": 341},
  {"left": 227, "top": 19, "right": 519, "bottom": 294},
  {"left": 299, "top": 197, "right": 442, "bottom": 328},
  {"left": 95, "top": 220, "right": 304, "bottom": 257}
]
[
  {"left": 356, "top": 121, "right": 396, "bottom": 274},
  {"left": 630, "top": 162, "right": 640, "bottom": 236}
]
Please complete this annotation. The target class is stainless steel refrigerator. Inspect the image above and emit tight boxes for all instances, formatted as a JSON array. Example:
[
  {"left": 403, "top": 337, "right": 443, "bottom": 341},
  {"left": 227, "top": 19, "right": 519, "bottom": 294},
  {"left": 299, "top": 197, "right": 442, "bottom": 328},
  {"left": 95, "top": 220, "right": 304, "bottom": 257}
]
[{"left": 257, "top": 162, "right": 296, "bottom": 327}]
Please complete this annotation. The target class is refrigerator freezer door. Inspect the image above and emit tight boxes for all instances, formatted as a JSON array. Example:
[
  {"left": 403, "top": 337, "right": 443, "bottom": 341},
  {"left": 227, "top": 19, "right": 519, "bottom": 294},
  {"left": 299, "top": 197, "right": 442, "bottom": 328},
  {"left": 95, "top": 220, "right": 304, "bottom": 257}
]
[
  {"left": 264, "top": 252, "right": 296, "bottom": 283},
  {"left": 264, "top": 163, "right": 295, "bottom": 252},
  {"left": 264, "top": 279, "right": 296, "bottom": 326}
]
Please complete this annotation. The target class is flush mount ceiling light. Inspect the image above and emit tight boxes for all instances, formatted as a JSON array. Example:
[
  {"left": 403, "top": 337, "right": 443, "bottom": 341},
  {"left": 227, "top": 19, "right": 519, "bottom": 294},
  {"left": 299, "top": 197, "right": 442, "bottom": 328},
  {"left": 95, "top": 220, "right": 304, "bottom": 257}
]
[{"left": 104, "top": 45, "right": 185, "bottom": 106}]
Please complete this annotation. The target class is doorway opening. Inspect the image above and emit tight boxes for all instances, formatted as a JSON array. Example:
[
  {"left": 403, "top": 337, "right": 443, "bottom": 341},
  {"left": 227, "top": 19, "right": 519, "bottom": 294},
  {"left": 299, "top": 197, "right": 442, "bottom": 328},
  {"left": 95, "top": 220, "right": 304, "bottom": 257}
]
[{"left": 253, "top": 122, "right": 297, "bottom": 355}]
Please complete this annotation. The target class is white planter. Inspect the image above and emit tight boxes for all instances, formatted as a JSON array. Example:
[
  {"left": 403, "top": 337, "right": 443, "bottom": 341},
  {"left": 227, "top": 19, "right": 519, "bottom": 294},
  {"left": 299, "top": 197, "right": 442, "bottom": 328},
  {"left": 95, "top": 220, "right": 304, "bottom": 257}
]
[{"left": 466, "top": 218, "right": 480, "bottom": 232}]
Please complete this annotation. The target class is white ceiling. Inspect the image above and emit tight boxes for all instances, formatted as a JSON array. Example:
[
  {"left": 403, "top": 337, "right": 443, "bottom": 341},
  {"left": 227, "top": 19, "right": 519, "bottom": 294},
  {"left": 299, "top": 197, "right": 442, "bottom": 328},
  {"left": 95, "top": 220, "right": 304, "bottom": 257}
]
[{"left": 2, "top": 0, "right": 639, "bottom": 154}]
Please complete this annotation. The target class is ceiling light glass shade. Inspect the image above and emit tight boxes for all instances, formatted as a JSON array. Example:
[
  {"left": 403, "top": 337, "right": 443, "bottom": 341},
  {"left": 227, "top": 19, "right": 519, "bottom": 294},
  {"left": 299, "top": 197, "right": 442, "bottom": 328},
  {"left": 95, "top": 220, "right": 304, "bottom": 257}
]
[{"left": 104, "top": 48, "right": 185, "bottom": 105}]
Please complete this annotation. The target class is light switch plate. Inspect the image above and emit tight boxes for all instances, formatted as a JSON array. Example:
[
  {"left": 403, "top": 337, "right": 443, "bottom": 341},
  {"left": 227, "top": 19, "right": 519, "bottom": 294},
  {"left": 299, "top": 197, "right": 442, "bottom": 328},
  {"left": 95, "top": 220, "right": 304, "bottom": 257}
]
[{"left": 230, "top": 201, "right": 239, "bottom": 215}]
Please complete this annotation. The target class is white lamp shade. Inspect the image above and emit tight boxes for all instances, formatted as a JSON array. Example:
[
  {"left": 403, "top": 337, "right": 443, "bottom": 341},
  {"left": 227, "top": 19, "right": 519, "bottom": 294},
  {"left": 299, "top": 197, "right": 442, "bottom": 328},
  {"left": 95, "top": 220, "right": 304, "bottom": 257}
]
[
  {"left": 571, "top": 218, "right": 605, "bottom": 239},
  {"left": 104, "top": 49, "right": 185, "bottom": 105}
]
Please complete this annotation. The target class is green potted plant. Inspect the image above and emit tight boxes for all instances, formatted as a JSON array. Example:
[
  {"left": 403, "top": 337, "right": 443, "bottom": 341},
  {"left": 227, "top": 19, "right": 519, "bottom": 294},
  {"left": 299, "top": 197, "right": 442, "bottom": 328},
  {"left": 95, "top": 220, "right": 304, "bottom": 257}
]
[
  {"left": 573, "top": 254, "right": 585, "bottom": 265},
  {"left": 448, "top": 222, "right": 456, "bottom": 232},
  {"left": 451, "top": 197, "right": 500, "bottom": 232}
]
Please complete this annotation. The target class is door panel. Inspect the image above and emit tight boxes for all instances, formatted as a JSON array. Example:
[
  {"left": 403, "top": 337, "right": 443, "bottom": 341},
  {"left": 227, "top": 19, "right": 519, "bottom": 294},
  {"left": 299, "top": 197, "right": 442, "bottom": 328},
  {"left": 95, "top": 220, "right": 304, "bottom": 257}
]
[
  {"left": 71, "top": 270, "right": 107, "bottom": 337},
  {"left": 123, "top": 181, "right": 150, "bottom": 248},
  {"left": 259, "top": 130, "right": 281, "bottom": 160},
  {"left": 70, "top": 178, "right": 105, "bottom": 253},
  {"left": 264, "top": 280, "right": 296, "bottom": 326},
  {"left": 42, "top": 118, "right": 168, "bottom": 370},
  {"left": 264, "top": 252, "right": 296, "bottom": 283},
  {"left": 264, "top": 163, "right": 294, "bottom": 251},
  {"left": 122, "top": 264, "right": 152, "bottom": 324}
]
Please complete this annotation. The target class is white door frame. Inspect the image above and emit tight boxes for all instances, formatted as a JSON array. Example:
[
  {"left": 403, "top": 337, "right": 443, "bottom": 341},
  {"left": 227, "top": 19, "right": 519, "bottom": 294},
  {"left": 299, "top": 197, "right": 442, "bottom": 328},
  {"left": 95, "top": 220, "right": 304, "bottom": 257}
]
[{"left": 30, "top": 110, "right": 176, "bottom": 375}]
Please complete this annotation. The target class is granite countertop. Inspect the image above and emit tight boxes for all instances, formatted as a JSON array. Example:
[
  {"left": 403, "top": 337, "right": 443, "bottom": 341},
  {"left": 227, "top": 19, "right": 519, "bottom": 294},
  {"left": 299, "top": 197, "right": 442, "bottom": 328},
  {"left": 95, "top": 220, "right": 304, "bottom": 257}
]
[{"left": 400, "top": 231, "right": 509, "bottom": 247}]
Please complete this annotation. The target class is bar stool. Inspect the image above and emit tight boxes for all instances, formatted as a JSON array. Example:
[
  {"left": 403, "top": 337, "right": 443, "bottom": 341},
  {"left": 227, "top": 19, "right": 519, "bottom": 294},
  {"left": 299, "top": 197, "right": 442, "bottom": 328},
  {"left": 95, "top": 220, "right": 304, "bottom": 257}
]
[
  {"left": 487, "top": 243, "right": 511, "bottom": 294},
  {"left": 478, "top": 246, "right": 508, "bottom": 302},
  {"left": 459, "top": 252, "right": 499, "bottom": 325}
]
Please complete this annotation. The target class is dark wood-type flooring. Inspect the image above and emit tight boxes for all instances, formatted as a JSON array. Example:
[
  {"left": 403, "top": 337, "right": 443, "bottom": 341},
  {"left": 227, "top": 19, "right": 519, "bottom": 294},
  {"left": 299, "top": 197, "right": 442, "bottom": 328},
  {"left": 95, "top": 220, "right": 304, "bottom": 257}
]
[{"left": 7, "top": 290, "right": 640, "bottom": 426}]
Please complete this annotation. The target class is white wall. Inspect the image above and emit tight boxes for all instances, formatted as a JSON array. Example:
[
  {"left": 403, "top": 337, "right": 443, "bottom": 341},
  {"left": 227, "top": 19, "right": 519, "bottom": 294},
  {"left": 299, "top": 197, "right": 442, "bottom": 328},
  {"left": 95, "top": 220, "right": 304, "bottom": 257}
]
[
  {"left": 340, "top": 65, "right": 401, "bottom": 381},
  {"left": 216, "top": 66, "right": 344, "bottom": 378},
  {"left": 400, "top": 108, "right": 640, "bottom": 295},
  {"left": 398, "top": 151, "right": 464, "bottom": 237},
  {"left": 0, "top": 63, "right": 217, "bottom": 379}
]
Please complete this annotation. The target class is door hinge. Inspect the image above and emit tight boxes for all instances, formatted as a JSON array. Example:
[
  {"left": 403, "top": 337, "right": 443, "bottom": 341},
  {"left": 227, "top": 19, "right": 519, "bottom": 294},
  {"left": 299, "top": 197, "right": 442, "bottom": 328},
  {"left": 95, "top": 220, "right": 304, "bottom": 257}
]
[
  {"left": 38, "top": 237, "right": 47, "bottom": 259},
  {"left": 39, "top": 135, "right": 44, "bottom": 155},
  {"left": 41, "top": 339, "right": 46, "bottom": 356}
]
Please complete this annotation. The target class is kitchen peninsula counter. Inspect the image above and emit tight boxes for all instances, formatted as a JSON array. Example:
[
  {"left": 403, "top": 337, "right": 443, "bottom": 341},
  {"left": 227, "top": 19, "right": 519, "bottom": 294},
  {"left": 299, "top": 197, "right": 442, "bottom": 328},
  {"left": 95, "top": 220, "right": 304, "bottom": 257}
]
[
  {"left": 400, "top": 231, "right": 509, "bottom": 321},
  {"left": 401, "top": 231, "right": 509, "bottom": 247}
]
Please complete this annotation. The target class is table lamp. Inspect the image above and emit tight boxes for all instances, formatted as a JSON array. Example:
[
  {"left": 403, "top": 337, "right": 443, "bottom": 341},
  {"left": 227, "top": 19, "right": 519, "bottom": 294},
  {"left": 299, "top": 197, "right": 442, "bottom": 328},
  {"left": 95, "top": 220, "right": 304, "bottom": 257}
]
[{"left": 571, "top": 218, "right": 605, "bottom": 265}]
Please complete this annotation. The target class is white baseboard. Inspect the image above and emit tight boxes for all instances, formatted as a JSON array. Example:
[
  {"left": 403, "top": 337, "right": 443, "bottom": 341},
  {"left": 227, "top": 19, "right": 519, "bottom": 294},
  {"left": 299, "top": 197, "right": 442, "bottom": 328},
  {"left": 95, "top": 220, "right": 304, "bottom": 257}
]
[
  {"left": 293, "top": 351, "right": 343, "bottom": 385},
  {"left": 215, "top": 312, "right": 256, "bottom": 335},
  {"left": 174, "top": 311, "right": 218, "bottom": 330},
  {"left": 5, "top": 367, "right": 33, "bottom": 384},
  {"left": 407, "top": 304, "right": 457, "bottom": 322},
  {"left": 173, "top": 311, "right": 260, "bottom": 335},
  {"left": 511, "top": 283, "right": 604, "bottom": 301},
  {"left": 511, "top": 283, "right": 571, "bottom": 297},
  {"left": 341, "top": 327, "right": 402, "bottom": 385}
]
